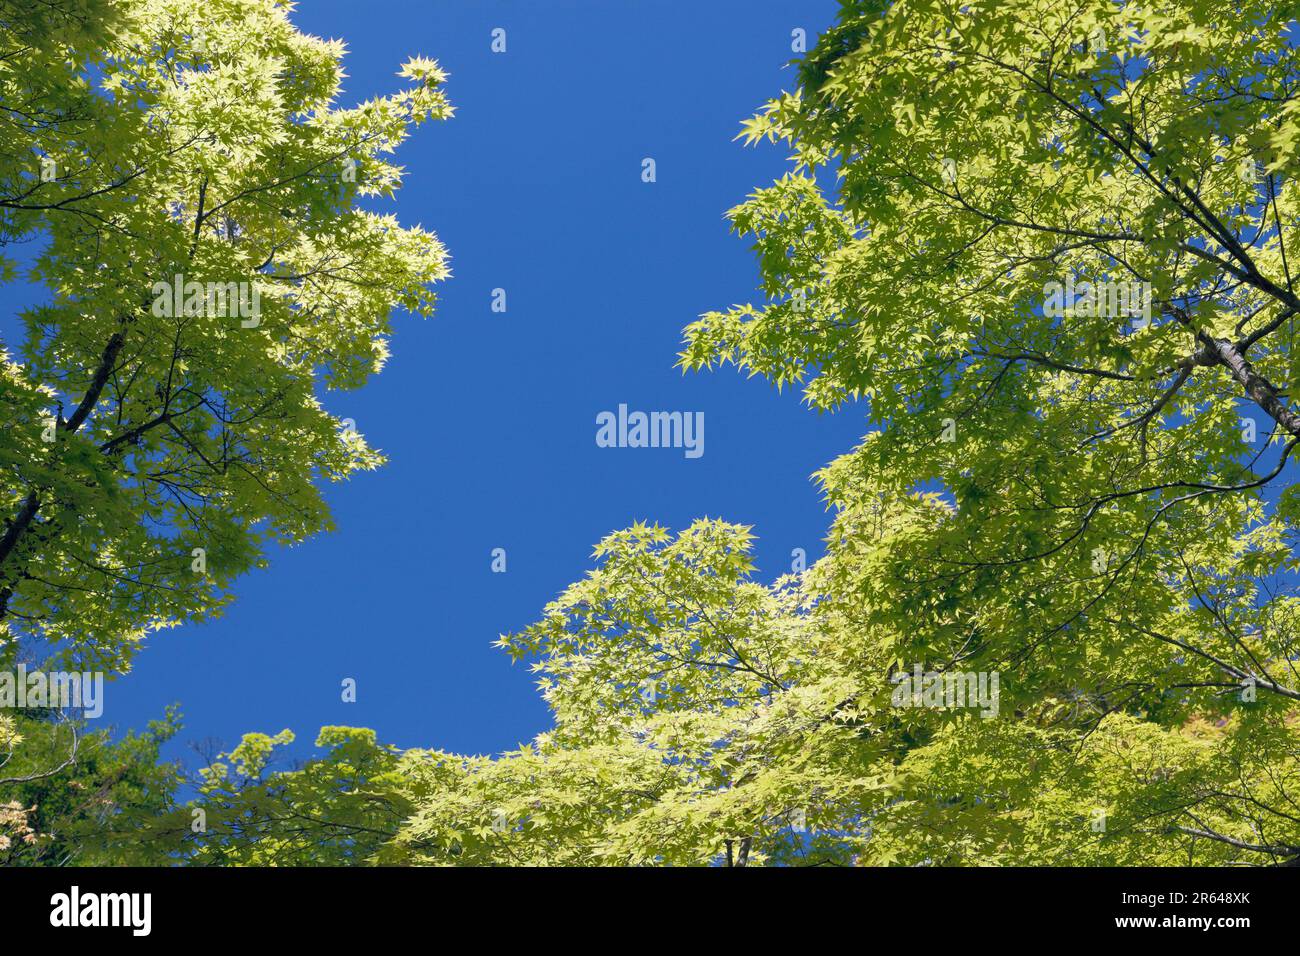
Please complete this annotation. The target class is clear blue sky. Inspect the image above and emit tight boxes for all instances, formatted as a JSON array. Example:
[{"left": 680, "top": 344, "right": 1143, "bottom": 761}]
[{"left": 9, "top": 0, "right": 871, "bottom": 764}]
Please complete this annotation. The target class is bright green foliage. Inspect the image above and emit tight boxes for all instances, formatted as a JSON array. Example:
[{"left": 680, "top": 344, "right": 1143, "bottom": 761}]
[
  {"left": 180, "top": 512, "right": 1296, "bottom": 866},
  {"left": 387, "top": 521, "right": 865, "bottom": 866},
  {"left": 672, "top": 0, "right": 1300, "bottom": 863},
  {"left": 0, "top": 0, "right": 451, "bottom": 671},
  {"left": 373, "top": 511, "right": 1296, "bottom": 866},
  {"left": 153, "top": 727, "right": 412, "bottom": 865},
  {"left": 15, "top": 0, "right": 1300, "bottom": 867}
]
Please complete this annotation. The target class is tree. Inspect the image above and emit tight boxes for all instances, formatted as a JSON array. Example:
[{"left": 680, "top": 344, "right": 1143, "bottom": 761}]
[
  {"left": 0, "top": 0, "right": 451, "bottom": 672},
  {"left": 390, "top": 521, "right": 855, "bottom": 866},
  {"left": 673, "top": 0, "right": 1300, "bottom": 863},
  {"left": 1, "top": 707, "right": 182, "bottom": 866},
  {"left": 148, "top": 726, "right": 411, "bottom": 865}
]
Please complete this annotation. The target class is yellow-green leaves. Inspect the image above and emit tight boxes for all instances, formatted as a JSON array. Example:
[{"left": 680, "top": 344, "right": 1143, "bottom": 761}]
[
  {"left": 674, "top": 0, "right": 1300, "bottom": 865},
  {"left": 0, "top": 0, "right": 451, "bottom": 670}
]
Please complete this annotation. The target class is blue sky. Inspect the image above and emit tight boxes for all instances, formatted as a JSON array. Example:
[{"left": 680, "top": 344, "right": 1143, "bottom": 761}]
[{"left": 6, "top": 0, "right": 872, "bottom": 764}]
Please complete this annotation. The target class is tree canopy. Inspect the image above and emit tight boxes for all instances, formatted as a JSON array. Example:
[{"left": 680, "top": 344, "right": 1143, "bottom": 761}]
[
  {"left": 7, "top": 0, "right": 1300, "bottom": 867},
  {"left": 0, "top": 0, "right": 451, "bottom": 671},
  {"left": 675, "top": 0, "right": 1300, "bottom": 864},
  {"left": 0, "top": 0, "right": 451, "bottom": 861}
]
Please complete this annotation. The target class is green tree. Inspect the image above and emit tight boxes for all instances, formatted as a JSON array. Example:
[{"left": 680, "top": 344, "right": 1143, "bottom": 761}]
[
  {"left": 149, "top": 726, "right": 411, "bottom": 865},
  {"left": 1, "top": 707, "right": 182, "bottom": 865},
  {"left": 0, "top": 0, "right": 451, "bottom": 672},
  {"left": 673, "top": 0, "right": 1300, "bottom": 863}
]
